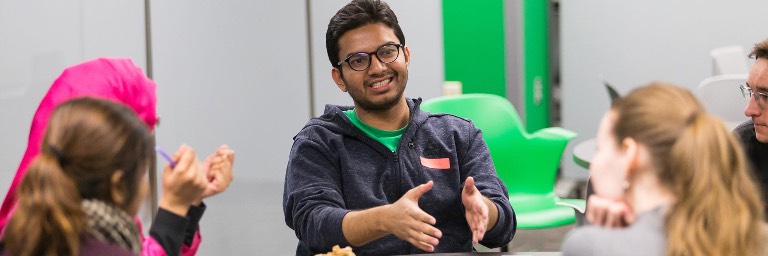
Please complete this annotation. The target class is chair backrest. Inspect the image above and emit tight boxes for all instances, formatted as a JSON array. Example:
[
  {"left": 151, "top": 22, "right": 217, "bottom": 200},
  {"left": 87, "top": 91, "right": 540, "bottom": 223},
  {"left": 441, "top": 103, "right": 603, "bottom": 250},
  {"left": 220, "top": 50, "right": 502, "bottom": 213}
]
[
  {"left": 421, "top": 94, "right": 558, "bottom": 194},
  {"left": 602, "top": 80, "right": 621, "bottom": 102},
  {"left": 697, "top": 74, "right": 748, "bottom": 129},
  {"left": 710, "top": 45, "right": 748, "bottom": 76}
]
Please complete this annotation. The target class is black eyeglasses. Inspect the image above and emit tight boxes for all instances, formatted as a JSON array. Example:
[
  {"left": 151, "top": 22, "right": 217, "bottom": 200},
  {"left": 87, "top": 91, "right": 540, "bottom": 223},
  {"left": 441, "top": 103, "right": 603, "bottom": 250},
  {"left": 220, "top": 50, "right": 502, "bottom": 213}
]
[
  {"left": 337, "top": 43, "right": 403, "bottom": 71},
  {"left": 740, "top": 84, "right": 768, "bottom": 109}
]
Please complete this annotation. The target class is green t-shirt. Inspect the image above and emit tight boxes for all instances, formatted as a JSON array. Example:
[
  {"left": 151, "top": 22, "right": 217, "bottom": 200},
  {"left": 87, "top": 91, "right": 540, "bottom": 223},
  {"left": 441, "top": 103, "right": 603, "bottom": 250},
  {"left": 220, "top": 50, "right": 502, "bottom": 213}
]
[{"left": 343, "top": 109, "right": 406, "bottom": 152}]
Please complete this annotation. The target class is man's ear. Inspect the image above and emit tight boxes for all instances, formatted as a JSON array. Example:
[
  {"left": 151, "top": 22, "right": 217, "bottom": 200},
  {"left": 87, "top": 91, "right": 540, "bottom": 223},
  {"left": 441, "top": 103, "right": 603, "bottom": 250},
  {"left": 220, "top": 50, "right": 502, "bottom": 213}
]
[
  {"left": 403, "top": 45, "right": 411, "bottom": 66},
  {"left": 110, "top": 170, "right": 126, "bottom": 205},
  {"left": 331, "top": 68, "right": 348, "bottom": 92}
]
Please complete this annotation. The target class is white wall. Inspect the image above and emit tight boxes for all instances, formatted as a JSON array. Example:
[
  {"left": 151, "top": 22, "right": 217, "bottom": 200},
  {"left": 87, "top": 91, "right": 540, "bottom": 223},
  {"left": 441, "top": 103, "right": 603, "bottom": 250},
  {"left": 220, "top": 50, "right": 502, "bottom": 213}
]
[
  {"left": 559, "top": 0, "right": 768, "bottom": 179},
  {"left": 0, "top": 0, "right": 146, "bottom": 205},
  {"left": 150, "top": 1, "right": 311, "bottom": 184},
  {"left": 309, "top": 0, "right": 444, "bottom": 117},
  {"left": 149, "top": 1, "right": 310, "bottom": 254}
]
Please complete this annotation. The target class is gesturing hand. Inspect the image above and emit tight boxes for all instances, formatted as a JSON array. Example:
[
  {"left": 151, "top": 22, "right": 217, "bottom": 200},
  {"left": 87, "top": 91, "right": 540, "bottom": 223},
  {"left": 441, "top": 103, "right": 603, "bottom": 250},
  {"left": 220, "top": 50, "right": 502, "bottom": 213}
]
[
  {"left": 585, "top": 195, "right": 635, "bottom": 228},
  {"left": 462, "top": 177, "right": 489, "bottom": 244},
  {"left": 160, "top": 145, "right": 207, "bottom": 217},
  {"left": 197, "top": 144, "right": 235, "bottom": 204},
  {"left": 384, "top": 181, "right": 443, "bottom": 252}
]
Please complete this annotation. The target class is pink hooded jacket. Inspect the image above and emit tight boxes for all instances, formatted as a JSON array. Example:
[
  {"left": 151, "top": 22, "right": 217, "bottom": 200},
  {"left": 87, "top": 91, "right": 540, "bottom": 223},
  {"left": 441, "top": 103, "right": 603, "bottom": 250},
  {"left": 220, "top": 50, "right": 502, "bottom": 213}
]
[{"left": 0, "top": 58, "right": 200, "bottom": 255}]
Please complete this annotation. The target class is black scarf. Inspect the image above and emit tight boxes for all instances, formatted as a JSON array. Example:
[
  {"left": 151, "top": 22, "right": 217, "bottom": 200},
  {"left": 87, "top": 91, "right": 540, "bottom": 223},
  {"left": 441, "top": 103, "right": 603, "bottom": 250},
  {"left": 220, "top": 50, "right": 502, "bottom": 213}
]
[{"left": 81, "top": 199, "right": 142, "bottom": 255}]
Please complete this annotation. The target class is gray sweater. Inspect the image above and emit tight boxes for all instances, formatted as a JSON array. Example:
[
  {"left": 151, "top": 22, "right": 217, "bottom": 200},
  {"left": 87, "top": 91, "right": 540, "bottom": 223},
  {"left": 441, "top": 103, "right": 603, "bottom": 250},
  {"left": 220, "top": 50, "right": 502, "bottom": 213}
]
[
  {"left": 563, "top": 206, "right": 768, "bottom": 256},
  {"left": 562, "top": 207, "right": 666, "bottom": 256},
  {"left": 283, "top": 98, "right": 516, "bottom": 255}
]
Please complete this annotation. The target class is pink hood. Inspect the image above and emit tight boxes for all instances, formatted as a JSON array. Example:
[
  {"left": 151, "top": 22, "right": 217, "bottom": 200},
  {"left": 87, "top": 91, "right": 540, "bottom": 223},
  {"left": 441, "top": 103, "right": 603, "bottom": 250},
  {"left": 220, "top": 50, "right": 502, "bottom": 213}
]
[{"left": 0, "top": 57, "right": 157, "bottom": 231}]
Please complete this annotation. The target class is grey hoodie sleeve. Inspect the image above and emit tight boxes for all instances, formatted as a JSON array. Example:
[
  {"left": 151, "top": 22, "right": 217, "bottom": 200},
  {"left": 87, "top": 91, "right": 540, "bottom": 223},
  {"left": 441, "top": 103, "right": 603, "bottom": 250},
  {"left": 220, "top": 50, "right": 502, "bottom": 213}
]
[
  {"left": 283, "top": 136, "right": 350, "bottom": 253},
  {"left": 460, "top": 125, "right": 516, "bottom": 248}
]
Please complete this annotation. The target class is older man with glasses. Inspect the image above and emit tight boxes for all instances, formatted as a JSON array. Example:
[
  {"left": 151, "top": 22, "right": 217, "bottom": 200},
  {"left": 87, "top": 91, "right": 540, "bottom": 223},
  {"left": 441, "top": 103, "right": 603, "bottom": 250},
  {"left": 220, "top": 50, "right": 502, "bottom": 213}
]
[
  {"left": 282, "top": 0, "right": 516, "bottom": 255},
  {"left": 734, "top": 38, "right": 768, "bottom": 217}
]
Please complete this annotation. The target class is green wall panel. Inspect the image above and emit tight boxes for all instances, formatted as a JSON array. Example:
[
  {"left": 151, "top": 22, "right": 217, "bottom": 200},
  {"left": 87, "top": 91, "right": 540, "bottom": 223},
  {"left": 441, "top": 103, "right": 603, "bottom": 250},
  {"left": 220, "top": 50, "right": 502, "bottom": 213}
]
[
  {"left": 443, "top": 0, "right": 551, "bottom": 132},
  {"left": 523, "top": 0, "right": 550, "bottom": 131},
  {"left": 443, "top": 0, "right": 506, "bottom": 97}
]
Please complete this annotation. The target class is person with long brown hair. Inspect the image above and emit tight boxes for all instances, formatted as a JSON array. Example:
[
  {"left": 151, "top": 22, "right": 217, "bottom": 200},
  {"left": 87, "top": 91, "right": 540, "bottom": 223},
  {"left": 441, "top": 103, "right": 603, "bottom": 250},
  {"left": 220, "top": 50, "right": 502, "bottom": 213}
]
[
  {"left": 563, "top": 83, "right": 767, "bottom": 255},
  {"left": 0, "top": 97, "right": 208, "bottom": 256},
  {"left": 0, "top": 58, "right": 234, "bottom": 256}
]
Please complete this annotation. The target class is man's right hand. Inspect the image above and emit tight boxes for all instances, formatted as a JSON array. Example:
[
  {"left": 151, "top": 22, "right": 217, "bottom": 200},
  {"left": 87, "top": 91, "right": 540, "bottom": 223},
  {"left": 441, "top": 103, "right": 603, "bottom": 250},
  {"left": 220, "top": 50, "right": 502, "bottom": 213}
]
[
  {"left": 585, "top": 195, "right": 635, "bottom": 228},
  {"left": 341, "top": 181, "right": 443, "bottom": 252},
  {"left": 382, "top": 181, "right": 442, "bottom": 252}
]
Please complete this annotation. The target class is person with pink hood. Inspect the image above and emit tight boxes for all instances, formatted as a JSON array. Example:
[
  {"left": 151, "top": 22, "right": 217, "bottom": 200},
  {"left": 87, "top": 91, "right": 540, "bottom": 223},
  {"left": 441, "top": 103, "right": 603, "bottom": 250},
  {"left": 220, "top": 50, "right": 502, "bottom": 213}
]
[{"left": 0, "top": 58, "right": 234, "bottom": 256}]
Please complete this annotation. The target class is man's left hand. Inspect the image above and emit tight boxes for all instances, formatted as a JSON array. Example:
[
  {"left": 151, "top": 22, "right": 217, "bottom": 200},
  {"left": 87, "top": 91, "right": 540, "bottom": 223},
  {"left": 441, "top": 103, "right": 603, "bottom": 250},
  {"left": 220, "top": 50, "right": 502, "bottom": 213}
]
[{"left": 462, "top": 176, "right": 489, "bottom": 244}]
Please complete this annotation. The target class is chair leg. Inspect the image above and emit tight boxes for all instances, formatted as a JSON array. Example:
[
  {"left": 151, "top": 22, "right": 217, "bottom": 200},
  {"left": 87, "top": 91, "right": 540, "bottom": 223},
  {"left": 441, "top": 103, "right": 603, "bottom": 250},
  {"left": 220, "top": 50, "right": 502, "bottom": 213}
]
[{"left": 501, "top": 243, "right": 509, "bottom": 252}]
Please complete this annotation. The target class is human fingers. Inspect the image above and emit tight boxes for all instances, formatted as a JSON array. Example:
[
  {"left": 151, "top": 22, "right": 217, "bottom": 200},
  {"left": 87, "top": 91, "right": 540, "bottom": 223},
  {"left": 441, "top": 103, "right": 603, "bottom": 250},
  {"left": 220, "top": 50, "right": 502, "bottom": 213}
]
[
  {"left": 463, "top": 177, "right": 476, "bottom": 194},
  {"left": 604, "top": 207, "right": 620, "bottom": 228},
  {"left": 586, "top": 195, "right": 609, "bottom": 226},
  {"left": 171, "top": 144, "right": 187, "bottom": 160},
  {"left": 416, "top": 241, "right": 436, "bottom": 253},
  {"left": 474, "top": 210, "right": 487, "bottom": 242},
  {"left": 622, "top": 208, "right": 637, "bottom": 225},
  {"left": 404, "top": 230, "right": 439, "bottom": 252},
  {"left": 172, "top": 146, "right": 198, "bottom": 173},
  {"left": 398, "top": 216, "right": 440, "bottom": 252},
  {"left": 215, "top": 159, "right": 233, "bottom": 187},
  {"left": 405, "top": 181, "right": 433, "bottom": 201},
  {"left": 406, "top": 209, "right": 440, "bottom": 236},
  {"left": 216, "top": 145, "right": 235, "bottom": 162},
  {"left": 202, "top": 164, "right": 230, "bottom": 199},
  {"left": 210, "top": 154, "right": 233, "bottom": 185},
  {"left": 468, "top": 215, "right": 485, "bottom": 243},
  {"left": 586, "top": 195, "right": 633, "bottom": 227},
  {"left": 466, "top": 200, "right": 487, "bottom": 243}
]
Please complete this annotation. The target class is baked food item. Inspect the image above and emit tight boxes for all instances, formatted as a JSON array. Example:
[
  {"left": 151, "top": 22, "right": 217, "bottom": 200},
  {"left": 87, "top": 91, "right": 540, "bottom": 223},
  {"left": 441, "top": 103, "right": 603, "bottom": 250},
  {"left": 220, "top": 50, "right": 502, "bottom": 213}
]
[{"left": 315, "top": 245, "right": 356, "bottom": 256}]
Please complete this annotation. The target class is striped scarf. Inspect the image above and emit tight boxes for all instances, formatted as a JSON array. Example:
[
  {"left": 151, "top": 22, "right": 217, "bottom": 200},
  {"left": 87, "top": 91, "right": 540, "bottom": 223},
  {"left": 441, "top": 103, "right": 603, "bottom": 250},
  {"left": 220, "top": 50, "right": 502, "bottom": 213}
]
[{"left": 81, "top": 199, "right": 142, "bottom": 255}]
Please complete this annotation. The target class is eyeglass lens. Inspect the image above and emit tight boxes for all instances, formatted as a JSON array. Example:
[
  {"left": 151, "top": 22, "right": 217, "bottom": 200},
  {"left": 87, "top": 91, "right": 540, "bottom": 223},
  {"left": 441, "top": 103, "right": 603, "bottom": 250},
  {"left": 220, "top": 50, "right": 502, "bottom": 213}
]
[
  {"left": 346, "top": 44, "right": 400, "bottom": 71},
  {"left": 741, "top": 84, "right": 768, "bottom": 108}
]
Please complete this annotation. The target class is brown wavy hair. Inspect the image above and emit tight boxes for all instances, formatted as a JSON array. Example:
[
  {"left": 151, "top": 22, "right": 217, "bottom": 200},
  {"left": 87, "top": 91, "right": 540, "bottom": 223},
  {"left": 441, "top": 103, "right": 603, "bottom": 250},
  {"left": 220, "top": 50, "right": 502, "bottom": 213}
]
[
  {"left": 3, "top": 97, "right": 153, "bottom": 256},
  {"left": 611, "top": 83, "right": 764, "bottom": 256}
]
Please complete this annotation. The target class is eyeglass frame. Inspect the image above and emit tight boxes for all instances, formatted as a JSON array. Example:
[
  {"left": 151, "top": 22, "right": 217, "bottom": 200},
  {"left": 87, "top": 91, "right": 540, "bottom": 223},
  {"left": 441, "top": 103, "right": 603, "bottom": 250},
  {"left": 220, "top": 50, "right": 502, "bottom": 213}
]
[
  {"left": 336, "top": 43, "right": 404, "bottom": 71},
  {"left": 740, "top": 83, "right": 768, "bottom": 108}
]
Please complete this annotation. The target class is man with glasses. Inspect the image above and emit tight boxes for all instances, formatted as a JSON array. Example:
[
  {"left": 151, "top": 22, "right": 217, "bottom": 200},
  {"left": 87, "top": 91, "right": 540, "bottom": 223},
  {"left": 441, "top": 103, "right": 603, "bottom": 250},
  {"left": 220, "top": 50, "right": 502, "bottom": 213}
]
[
  {"left": 735, "top": 38, "right": 768, "bottom": 216},
  {"left": 282, "top": 0, "right": 515, "bottom": 255}
]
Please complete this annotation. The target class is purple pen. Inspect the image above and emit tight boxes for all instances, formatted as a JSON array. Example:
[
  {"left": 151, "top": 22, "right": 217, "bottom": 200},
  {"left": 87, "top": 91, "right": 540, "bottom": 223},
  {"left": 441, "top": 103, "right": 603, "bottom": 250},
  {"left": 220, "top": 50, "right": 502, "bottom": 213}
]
[{"left": 155, "top": 146, "right": 176, "bottom": 168}]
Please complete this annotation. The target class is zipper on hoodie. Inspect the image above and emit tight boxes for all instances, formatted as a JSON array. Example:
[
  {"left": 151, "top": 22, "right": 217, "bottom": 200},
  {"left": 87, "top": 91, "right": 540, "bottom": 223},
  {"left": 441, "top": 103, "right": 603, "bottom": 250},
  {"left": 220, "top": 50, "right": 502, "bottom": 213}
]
[
  {"left": 409, "top": 140, "right": 424, "bottom": 184},
  {"left": 392, "top": 150, "right": 402, "bottom": 197}
]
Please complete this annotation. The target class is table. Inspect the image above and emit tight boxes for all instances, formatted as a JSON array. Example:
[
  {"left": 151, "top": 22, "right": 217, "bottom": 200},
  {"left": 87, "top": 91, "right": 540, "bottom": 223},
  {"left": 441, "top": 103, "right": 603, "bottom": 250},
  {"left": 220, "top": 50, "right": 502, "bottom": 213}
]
[
  {"left": 572, "top": 138, "right": 596, "bottom": 169},
  {"left": 400, "top": 252, "right": 561, "bottom": 256}
]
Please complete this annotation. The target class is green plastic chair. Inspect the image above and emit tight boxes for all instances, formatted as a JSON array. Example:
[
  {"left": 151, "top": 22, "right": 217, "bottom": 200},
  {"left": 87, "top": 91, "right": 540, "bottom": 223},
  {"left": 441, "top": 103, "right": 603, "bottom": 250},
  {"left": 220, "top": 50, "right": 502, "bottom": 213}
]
[{"left": 421, "top": 93, "right": 584, "bottom": 229}]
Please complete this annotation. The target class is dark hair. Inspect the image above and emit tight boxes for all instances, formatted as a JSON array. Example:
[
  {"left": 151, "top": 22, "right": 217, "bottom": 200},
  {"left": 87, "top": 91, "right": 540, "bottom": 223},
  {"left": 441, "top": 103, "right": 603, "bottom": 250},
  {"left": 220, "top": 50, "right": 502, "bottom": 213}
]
[
  {"left": 4, "top": 97, "right": 153, "bottom": 256},
  {"left": 326, "top": 0, "right": 406, "bottom": 68},
  {"left": 749, "top": 38, "right": 768, "bottom": 60}
]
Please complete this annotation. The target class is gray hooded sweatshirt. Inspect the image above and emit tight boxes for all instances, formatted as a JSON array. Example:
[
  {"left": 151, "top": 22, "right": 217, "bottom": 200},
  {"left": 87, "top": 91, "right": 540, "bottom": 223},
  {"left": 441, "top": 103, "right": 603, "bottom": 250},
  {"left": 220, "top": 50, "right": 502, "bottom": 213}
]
[{"left": 283, "top": 98, "right": 516, "bottom": 255}]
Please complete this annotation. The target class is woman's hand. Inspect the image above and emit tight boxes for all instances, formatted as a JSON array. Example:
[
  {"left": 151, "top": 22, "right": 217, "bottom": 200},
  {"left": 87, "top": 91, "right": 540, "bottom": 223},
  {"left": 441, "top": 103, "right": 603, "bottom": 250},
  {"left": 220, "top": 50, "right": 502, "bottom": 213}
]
[
  {"left": 159, "top": 145, "right": 207, "bottom": 216},
  {"left": 194, "top": 144, "right": 235, "bottom": 205}
]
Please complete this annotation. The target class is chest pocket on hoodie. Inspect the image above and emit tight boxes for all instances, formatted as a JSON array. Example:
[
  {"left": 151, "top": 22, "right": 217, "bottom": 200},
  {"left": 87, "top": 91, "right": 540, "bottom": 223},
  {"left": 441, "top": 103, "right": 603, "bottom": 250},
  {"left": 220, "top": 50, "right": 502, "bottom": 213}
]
[
  {"left": 416, "top": 140, "right": 463, "bottom": 221},
  {"left": 420, "top": 141, "right": 454, "bottom": 169}
]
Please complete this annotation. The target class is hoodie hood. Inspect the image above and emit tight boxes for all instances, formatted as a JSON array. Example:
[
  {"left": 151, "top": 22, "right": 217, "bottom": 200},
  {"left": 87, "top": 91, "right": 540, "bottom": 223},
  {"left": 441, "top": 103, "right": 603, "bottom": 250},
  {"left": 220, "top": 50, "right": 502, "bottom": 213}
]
[{"left": 305, "top": 98, "right": 426, "bottom": 138}]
